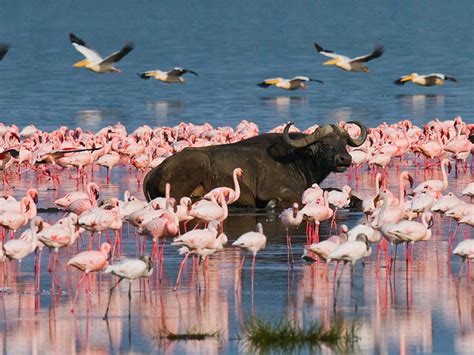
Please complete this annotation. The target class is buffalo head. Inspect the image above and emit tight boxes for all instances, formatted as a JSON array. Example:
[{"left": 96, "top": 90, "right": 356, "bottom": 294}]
[{"left": 282, "top": 121, "right": 367, "bottom": 172}]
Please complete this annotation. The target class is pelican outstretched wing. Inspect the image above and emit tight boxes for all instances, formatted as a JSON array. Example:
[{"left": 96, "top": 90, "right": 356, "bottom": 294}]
[
  {"left": 350, "top": 44, "right": 384, "bottom": 63},
  {"left": 101, "top": 42, "right": 135, "bottom": 65},
  {"left": 69, "top": 33, "right": 103, "bottom": 63}
]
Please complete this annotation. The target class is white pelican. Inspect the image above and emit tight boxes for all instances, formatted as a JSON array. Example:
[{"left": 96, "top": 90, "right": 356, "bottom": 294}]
[
  {"left": 69, "top": 33, "right": 134, "bottom": 73},
  {"left": 314, "top": 42, "right": 384, "bottom": 72},
  {"left": 0, "top": 44, "right": 9, "bottom": 61},
  {"left": 138, "top": 68, "right": 198, "bottom": 83},
  {"left": 394, "top": 73, "right": 457, "bottom": 86},
  {"left": 258, "top": 76, "right": 323, "bottom": 90}
]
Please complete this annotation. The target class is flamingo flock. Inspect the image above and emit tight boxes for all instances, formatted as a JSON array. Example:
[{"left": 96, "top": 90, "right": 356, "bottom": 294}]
[{"left": 0, "top": 116, "right": 470, "bottom": 317}]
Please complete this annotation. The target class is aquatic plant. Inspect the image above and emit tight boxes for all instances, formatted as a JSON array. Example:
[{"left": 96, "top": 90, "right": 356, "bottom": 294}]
[
  {"left": 241, "top": 317, "right": 359, "bottom": 352},
  {"left": 157, "top": 326, "right": 220, "bottom": 342}
]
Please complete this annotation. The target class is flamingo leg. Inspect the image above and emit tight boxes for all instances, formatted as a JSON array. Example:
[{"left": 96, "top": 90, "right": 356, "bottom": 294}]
[
  {"left": 103, "top": 277, "right": 124, "bottom": 320},
  {"left": 71, "top": 272, "right": 88, "bottom": 313},
  {"left": 173, "top": 253, "right": 189, "bottom": 291}
]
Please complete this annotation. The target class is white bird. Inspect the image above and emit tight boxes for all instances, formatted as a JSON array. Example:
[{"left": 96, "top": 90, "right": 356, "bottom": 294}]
[
  {"left": 279, "top": 202, "right": 303, "bottom": 265},
  {"left": 302, "top": 183, "right": 323, "bottom": 204},
  {"left": 431, "top": 192, "right": 463, "bottom": 214},
  {"left": 390, "top": 211, "right": 434, "bottom": 260},
  {"left": 258, "top": 76, "right": 323, "bottom": 90},
  {"left": 314, "top": 42, "right": 384, "bottom": 72},
  {"left": 307, "top": 226, "right": 348, "bottom": 262},
  {"left": 395, "top": 73, "right": 457, "bottom": 87},
  {"left": 327, "top": 234, "right": 372, "bottom": 267},
  {"left": 138, "top": 68, "right": 198, "bottom": 83},
  {"left": 232, "top": 223, "right": 267, "bottom": 272},
  {"left": 103, "top": 255, "right": 154, "bottom": 319},
  {"left": 413, "top": 158, "right": 451, "bottom": 197},
  {"left": 453, "top": 240, "right": 474, "bottom": 276},
  {"left": 70, "top": 33, "right": 134, "bottom": 73},
  {"left": 462, "top": 182, "right": 474, "bottom": 201}
]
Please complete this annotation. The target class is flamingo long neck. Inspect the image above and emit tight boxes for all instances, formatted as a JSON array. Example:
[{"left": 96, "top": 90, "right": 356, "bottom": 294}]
[
  {"left": 220, "top": 196, "right": 228, "bottom": 220},
  {"left": 375, "top": 174, "right": 381, "bottom": 195},
  {"left": 232, "top": 170, "right": 241, "bottom": 201},
  {"left": 165, "top": 183, "right": 171, "bottom": 200},
  {"left": 68, "top": 216, "right": 77, "bottom": 244},
  {"left": 441, "top": 161, "right": 448, "bottom": 189},
  {"left": 30, "top": 220, "right": 39, "bottom": 250},
  {"left": 377, "top": 195, "right": 389, "bottom": 227}
]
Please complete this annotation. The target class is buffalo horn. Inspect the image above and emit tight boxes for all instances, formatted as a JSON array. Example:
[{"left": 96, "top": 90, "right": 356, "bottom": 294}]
[
  {"left": 283, "top": 122, "right": 334, "bottom": 148},
  {"left": 335, "top": 121, "right": 368, "bottom": 147}
]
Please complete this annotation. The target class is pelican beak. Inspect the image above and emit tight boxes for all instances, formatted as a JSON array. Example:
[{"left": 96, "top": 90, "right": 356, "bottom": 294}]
[
  {"left": 400, "top": 75, "right": 414, "bottom": 82},
  {"left": 323, "top": 59, "right": 338, "bottom": 65},
  {"left": 73, "top": 59, "right": 89, "bottom": 67}
]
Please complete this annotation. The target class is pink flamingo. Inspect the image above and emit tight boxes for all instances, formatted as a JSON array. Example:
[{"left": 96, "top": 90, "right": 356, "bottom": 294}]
[
  {"left": 301, "top": 183, "right": 323, "bottom": 204},
  {"left": 55, "top": 182, "right": 100, "bottom": 208},
  {"left": 189, "top": 192, "right": 228, "bottom": 225},
  {"left": 300, "top": 191, "right": 333, "bottom": 244},
  {"left": 102, "top": 255, "right": 154, "bottom": 320},
  {"left": 97, "top": 151, "right": 121, "bottom": 182},
  {"left": 171, "top": 220, "right": 226, "bottom": 290},
  {"left": 232, "top": 223, "right": 267, "bottom": 276},
  {"left": 413, "top": 158, "right": 451, "bottom": 197},
  {"left": 279, "top": 202, "right": 303, "bottom": 265},
  {"left": 67, "top": 242, "right": 111, "bottom": 313},
  {"left": 4, "top": 217, "right": 43, "bottom": 291},
  {"left": 0, "top": 196, "right": 36, "bottom": 239},
  {"left": 203, "top": 167, "right": 244, "bottom": 204}
]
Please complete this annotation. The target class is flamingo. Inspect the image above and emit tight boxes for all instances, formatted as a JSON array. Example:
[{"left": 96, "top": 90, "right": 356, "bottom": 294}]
[
  {"left": 327, "top": 234, "right": 372, "bottom": 283},
  {"left": 453, "top": 240, "right": 474, "bottom": 276},
  {"left": 232, "top": 223, "right": 267, "bottom": 274},
  {"left": 97, "top": 151, "right": 121, "bottom": 182},
  {"left": 362, "top": 173, "right": 383, "bottom": 217},
  {"left": 55, "top": 182, "right": 100, "bottom": 208},
  {"left": 301, "top": 183, "right": 323, "bottom": 204},
  {"left": 37, "top": 213, "right": 79, "bottom": 275},
  {"left": 171, "top": 221, "right": 226, "bottom": 290},
  {"left": 279, "top": 202, "right": 303, "bottom": 265},
  {"left": 462, "top": 183, "right": 474, "bottom": 202},
  {"left": 103, "top": 255, "right": 153, "bottom": 320},
  {"left": 0, "top": 197, "right": 35, "bottom": 238},
  {"left": 306, "top": 225, "right": 348, "bottom": 262},
  {"left": 4, "top": 217, "right": 43, "bottom": 290},
  {"left": 139, "top": 211, "right": 179, "bottom": 260},
  {"left": 413, "top": 158, "right": 451, "bottom": 197},
  {"left": 203, "top": 167, "right": 243, "bottom": 204},
  {"left": 389, "top": 211, "right": 434, "bottom": 261},
  {"left": 431, "top": 192, "right": 463, "bottom": 214},
  {"left": 300, "top": 191, "right": 333, "bottom": 243},
  {"left": 189, "top": 192, "right": 228, "bottom": 225},
  {"left": 67, "top": 242, "right": 111, "bottom": 313}
]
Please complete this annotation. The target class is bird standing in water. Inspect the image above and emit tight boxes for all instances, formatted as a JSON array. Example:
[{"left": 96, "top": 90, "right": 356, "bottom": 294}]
[{"left": 103, "top": 255, "right": 153, "bottom": 320}]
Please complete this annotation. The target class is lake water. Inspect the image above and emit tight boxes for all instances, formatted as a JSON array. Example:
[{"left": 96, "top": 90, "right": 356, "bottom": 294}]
[
  {"left": 0, "top": 1, "right": 473, "bottom": 353},
  {"left": 0, "top": 1, "right": 473, "bottom": 132},
  {"left": 0, "top": 163, "right": 472, "bottom": 354}
]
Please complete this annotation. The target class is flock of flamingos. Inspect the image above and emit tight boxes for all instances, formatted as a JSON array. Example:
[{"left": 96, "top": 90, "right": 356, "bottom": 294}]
[{"left": 0, "top": 116, "right": 472, "bottom": 319}]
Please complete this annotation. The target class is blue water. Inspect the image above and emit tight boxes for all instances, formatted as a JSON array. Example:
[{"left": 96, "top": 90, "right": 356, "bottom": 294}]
[{"left": 0, "top": 1, "right": 472, "bottom": 132}]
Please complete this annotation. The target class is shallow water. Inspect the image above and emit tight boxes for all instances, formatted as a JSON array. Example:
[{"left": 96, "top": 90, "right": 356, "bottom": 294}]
[
  {"left": 0, "top": 1, "right": 473, "bottom": 132},
  {"left": 0, "top": 160, "right": 472, "bottom": 354}
]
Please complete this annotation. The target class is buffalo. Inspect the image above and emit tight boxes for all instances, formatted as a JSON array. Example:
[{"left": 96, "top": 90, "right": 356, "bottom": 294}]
[{"left": 143, "top": 121, "right": 367, "bottom": 208}]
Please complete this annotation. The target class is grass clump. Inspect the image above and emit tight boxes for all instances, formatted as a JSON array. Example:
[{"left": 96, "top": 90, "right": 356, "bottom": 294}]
[
  {"left": 158, "top": 326, "right": 219, "bottom": 342},
  {"left": 242, "top": 318, "right": 359, "bottom": 352}
]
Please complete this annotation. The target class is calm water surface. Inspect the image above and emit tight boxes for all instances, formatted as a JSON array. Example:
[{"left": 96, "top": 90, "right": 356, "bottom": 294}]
[
  {"left": 0, "top": 1, "right": 473, "bottom": 353},
  {"left": 0, "top": 163, "right": 472, "bottom": 354},
  {"left": 0, "top": 1, "right": 473, "bottom": 132}
]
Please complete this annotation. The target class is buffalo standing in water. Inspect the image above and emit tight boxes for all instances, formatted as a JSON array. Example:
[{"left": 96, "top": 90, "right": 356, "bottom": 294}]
[{"left": 143, "top": 122, "right": 367, "bottom": 208}]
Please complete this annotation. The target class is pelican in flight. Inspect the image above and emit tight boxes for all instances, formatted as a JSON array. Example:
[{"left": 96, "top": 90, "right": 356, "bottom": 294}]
[
  {"left": 69, "top": 33, "right": 134, "bottom": 73},
  {"left": 0, "top": 44, "right": 9, "bottom": 61},
  {"left": 258, "top": 76, "right": 323, "bottom": 90},
  {"left": 138, "top": 68, "right": 198, "bottom": 83},
  {"left": 394, "top": 73, "right": 457, "bottom": 87},
  {"left": 314, "top": 43, "right": 384, "bottom": 72}
]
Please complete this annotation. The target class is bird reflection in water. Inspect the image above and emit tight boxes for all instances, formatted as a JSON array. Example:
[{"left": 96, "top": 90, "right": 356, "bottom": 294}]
[
  {"left": 147, "top": 100, "right": 185, "bottom": 122},
  {"left": 397, "top": 94, "right": 445, "bottom": 115},
  {"left": 260, "top": 96, "right": 308, "bottom": 113}
]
